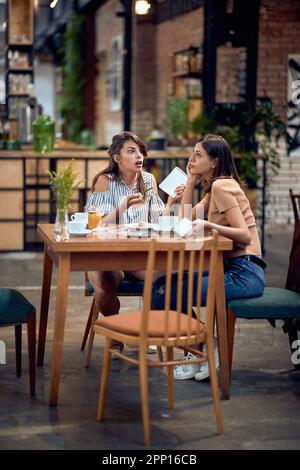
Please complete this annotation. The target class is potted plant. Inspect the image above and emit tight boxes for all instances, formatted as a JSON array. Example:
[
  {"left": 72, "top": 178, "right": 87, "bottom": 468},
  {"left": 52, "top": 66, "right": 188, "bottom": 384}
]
[
  {"left": 58, "top": 14, "right": 85, "bottom": 143},
  {"left": 147, "top": 125, "right": 167, "bottom": 150},
  {"left": 190, "top": 108, "right": 216, "bottom": 137},
  {"left": 48, "top": 160, "right": 81, "bottom": 240},
  {"left": 166, "top": 97, "right": 190, "bottom": 147},
  {"left": 245, "top": 98, "right": 286, "bottom": 176}
]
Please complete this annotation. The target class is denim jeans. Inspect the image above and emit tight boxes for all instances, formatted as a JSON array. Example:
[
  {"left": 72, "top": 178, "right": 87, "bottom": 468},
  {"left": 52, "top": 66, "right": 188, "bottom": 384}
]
[{"left": 152, "top": 256, "right": 266, "bottom": 313}]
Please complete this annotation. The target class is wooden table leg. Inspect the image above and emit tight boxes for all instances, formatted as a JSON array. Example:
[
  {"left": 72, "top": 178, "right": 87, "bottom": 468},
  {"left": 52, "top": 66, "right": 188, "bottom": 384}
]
[
  {"left": 37, "top": 244, "right": 53, "bottom": 366},
  {"left": 215, "top": 252, "right": 230, "bottom": 400},
  {"left": 49, "top": 252, "right": 70, "bottom": 407}
]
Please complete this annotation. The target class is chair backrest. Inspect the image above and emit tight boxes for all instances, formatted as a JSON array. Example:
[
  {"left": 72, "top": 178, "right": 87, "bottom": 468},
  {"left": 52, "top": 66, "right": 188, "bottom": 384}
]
[
  {"left": 289, "top": 189, "right": 300, "bottom": 222},
  {"left": 140, "top": 236, "right": 218, "bottom": 346},
  {"left": 286, "top": 219, "right": 300, "bottom": 294}
]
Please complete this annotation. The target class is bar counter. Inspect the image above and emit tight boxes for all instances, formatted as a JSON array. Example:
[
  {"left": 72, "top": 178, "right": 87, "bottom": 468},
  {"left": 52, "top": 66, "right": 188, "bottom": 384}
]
[
  {"left": 0, "top": 147, "right": 189, "bottom": 251},
  {"left": 0, "top": 146, "right": 266, "bottom": 252}
]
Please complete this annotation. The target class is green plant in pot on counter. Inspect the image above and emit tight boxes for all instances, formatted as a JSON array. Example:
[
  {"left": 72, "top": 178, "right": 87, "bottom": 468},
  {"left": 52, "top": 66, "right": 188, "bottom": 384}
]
[
  {"left": 48, "top": 160, "right": 82, "bottom": 240},
  {"left": 189, "top": 108, "right": 256, "bottom": 185},
  {"left": 58, "top": 14, "right": 85, "bottom": 143},
  {"left": 245, "top": 98, "right": 286, "bottom": 176},
  {"left": 166, "top": 97, "right": 190, "bottom": 146}
]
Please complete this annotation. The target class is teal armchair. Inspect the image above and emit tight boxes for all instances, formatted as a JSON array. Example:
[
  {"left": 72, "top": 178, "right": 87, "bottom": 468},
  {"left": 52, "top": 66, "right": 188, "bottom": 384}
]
[{"left": 0, "top": 288, "right": 36, "bottom": 396}]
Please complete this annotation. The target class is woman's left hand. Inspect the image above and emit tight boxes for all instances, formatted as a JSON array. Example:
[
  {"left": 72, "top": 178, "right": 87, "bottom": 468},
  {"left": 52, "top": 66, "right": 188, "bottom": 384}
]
[
  {"left": 168, "top": 184, "right": 186, "bottom": 204},
  {"left": 192, "top": 219, "right": 211, "bottom": 234}
]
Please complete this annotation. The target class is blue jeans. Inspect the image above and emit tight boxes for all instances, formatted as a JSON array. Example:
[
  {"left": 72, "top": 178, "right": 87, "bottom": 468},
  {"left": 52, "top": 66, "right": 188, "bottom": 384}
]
[{"left": 152, "top": 256, "right": 266, "bottom": 313}]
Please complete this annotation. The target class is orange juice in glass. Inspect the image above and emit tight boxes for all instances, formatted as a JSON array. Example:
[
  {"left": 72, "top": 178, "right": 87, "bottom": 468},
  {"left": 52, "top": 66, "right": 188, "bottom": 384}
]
[{"left": 88, "top": 208, "right": 102, "bottom": 229}]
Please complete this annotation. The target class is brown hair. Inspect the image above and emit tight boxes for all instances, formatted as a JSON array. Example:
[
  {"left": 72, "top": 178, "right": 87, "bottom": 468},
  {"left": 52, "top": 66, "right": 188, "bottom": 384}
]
[
  {"left": 91, "top": 131, "right": 148, "bottom": 197},
  {"left": 197, "top": 134, "right": 244, "bottom": 191}
]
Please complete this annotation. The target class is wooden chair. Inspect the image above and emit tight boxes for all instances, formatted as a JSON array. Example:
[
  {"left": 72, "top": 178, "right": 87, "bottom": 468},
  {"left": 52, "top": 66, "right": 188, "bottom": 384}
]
[
  {"left": 0, "top": 288, "right": 36, "bottom": 396},
  {"left": 93, "top": 237, "right": 222, "bottom": 446},
  {"left": 81, "top": 273, "right": 164, "bottom": 367},
  {"left": 81, "top": 273, "right": 145, "bottom": 367},
  {"left": 289, "top": 188, "right": 300, "bottom": 222}
]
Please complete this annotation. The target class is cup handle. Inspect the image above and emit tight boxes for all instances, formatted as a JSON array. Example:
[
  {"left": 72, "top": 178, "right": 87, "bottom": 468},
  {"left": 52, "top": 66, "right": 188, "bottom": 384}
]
[{"left": 71, "top": 214, "right": 75, "bottom": 221}]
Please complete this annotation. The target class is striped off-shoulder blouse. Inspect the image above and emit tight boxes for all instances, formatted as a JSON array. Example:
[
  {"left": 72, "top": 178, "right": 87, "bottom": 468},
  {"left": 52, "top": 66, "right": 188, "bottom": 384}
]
[{"left": 85, "top": 171, "right": 165, "bottom": 224}]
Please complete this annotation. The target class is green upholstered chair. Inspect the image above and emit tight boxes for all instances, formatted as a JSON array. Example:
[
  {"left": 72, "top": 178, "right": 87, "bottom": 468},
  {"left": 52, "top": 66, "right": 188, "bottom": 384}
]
[
  {"left": 227, "top": 214, "right": 300, "bottom": 377},
  {"left": 0, "top": 288, "right": 36, "bottom": 395},
  {"left": 227, "top": 288, "right": 300, "bottom": 374}
]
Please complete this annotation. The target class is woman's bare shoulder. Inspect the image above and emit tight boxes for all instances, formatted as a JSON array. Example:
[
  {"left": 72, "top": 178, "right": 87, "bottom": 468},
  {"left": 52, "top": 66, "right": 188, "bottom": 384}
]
[{"left": 93, "top": 174, "right": 109, "bottom": 192}]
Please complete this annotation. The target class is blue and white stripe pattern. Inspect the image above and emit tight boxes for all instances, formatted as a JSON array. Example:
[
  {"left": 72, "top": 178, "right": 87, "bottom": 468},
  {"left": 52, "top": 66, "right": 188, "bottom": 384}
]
[{"left": 85, "top": 171, "right": 165, "bottom": 224}]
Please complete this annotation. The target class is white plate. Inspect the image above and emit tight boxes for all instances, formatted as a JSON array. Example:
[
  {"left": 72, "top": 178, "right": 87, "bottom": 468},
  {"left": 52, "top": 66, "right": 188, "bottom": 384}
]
[
  {"left": 127, "top": 229, "right": 151, "bottom": 238},
  {"left": 123, "top": 223, "right": 155, "bottom": 229}
]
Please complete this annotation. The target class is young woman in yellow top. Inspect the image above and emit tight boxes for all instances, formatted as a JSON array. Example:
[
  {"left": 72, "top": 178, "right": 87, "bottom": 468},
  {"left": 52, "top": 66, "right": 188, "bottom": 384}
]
[{"left": 152, "top": 134, "right": 266, "bottom": 380}]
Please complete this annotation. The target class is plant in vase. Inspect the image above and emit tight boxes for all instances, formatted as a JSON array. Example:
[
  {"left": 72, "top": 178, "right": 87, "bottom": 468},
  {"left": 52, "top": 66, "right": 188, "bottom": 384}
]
[
  {"left": 147, "top": 124, "right": 167, "bottom": 150},
  {"left": 48, "top": 161, "right": 81, "bottom": 240},
  {"left": 166, "top": 97, "right": 190, "bottom": 147},
  {"left": 245, "top": 98, "right": 286, "bottom": 176}
]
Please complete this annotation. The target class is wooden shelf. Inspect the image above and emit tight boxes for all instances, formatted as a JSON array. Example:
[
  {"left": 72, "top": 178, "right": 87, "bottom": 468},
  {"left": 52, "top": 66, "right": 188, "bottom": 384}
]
[
  {"left": 8, "top": 0, "right": 34, "bottom": 44},
  {"left": 172, "top": 71, "right": 202, "bottom": 78},
  {"left": 8, "top": 42, "right": 33, "bottom": 47},
  {"left": 5, "top": 1, "right": 34, "bottom": 125},
  {"left": 7, "top": 68, "right": 33, "bottom": 73},
  {"left": 8, "top": 93, "right": 30, "bottom": 97}
]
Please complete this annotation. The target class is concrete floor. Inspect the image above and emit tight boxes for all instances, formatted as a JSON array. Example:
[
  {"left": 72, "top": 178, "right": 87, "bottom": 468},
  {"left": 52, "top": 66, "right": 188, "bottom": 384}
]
[{"left": 0, "top": 226, "right": 299, "bottom": 450}]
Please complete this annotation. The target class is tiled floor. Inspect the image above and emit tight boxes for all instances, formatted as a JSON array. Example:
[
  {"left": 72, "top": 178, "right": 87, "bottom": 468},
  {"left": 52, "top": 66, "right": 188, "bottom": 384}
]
[{"left": 0, "top": 226, "right": 299, "bottom": 449}]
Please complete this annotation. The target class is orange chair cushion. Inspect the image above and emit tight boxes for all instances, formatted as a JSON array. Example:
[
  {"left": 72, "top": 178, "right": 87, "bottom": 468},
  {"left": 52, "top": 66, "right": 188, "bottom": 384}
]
[{"left": 94, "top": 310, "right": 205, "bottom": 337}]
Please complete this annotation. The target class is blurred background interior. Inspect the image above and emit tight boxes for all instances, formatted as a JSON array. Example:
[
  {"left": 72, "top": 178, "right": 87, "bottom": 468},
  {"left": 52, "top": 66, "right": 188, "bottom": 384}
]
[{"left": 0, "top": 0, "right": 299, "bottom": 252}]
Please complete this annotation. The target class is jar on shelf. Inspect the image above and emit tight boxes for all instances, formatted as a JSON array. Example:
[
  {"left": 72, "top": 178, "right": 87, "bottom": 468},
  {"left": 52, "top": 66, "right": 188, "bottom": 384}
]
[{"left": 33, "top": 115, "right": 55, "bottom": 153}]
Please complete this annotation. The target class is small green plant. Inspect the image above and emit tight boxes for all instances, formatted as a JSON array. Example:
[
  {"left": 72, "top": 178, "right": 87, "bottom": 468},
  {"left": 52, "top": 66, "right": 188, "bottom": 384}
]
[
  {"left": 58, "top": 14, "right": 85, "bottom": 143},
  {"left": 244, "top": 98, "right": 286, "bottom": 176},
  {"left": 190, "top": 109, "right": 216, "bottom": 137},
  {"left": 166, "top": 97, "right": 189, "bottom": 144},
  {"left": 47, "top": 161, "right": 81, "bottom": 211}
]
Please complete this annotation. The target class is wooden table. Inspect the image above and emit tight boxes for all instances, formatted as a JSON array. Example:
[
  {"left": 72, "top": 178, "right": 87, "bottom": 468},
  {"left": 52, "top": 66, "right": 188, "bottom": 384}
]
[{"left": 37, "top": 224, "right": 233, "bottom": 406}]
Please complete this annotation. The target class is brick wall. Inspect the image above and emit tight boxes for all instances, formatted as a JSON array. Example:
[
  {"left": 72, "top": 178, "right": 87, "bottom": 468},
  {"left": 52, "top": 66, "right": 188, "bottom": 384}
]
[
  {"left": 257, "top": 0, "right": 300, "bottom": 227},
  {"left": 91, "top": 1, "right": 300, "bottom": 227},
  {"left": 216, "top": 44, "right": 247, "bottom": 103},
  {"left": 132, "top": 8, "right": 204, "bottom": 139},
  {"left": 155, "top": 9, "right": 204, "bottom": 126},
  {"left": 94, "top": 0, "right": 123, "bottom": 146},
  {"left": 257, "top": 0, "right": 300, "bottom": 122},
  {"left": 132, "top": 17, "right": 157, "bottom": 139}
]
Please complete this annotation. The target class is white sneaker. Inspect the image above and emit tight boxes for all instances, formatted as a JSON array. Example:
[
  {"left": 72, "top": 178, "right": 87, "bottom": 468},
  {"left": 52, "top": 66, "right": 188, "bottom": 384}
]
[
  {"left": 194, "top": 347, "right": 219, "bottom": 381},
  {"left": 173, "top": 352, "right": 201, "bottom": 380},
  {"left": 147, "top": 345, "right": 157, "bottom": 354}
]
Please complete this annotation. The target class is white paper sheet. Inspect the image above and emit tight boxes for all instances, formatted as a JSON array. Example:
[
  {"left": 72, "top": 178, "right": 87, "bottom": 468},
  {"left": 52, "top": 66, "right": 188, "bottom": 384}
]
[
  {"left": 158, "top": 166, "right": 188, "bottom": 198},
  {"left": 173, "top": 218, "right": 193, "bottom": 237}
]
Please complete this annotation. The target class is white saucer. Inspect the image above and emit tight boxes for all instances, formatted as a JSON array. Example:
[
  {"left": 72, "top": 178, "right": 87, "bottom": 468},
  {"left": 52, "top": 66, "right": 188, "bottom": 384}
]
[
  {"left": 123, "top": 223, "right": 155, "bottom": 229},
  {"left": 127, "top": 229, "right": 151, "bottom": 238},
  {"left": 69, "top": 229, "right": 91, "bottom": 236}
]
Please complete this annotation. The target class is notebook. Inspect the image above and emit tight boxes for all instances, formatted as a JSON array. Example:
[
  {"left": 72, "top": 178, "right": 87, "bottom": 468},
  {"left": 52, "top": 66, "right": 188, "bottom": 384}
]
[{"left": 159, "top": 166, "right": 188, "bottom": 198}]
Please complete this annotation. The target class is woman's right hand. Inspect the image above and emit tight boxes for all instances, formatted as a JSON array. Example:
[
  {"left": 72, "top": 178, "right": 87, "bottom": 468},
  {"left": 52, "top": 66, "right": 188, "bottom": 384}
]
[
  {"left": 186, "top": 161, "right": 197, "bottom": 184},
  {"left": 121, "top": 193, "right": 144, "bottom": 210}
]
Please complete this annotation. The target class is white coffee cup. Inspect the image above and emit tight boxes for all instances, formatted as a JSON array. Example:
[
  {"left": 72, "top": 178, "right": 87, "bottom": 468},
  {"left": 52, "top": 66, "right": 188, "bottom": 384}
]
[
  {"left": 71, "top": 212, "right": 88, "bottom": 223},
  {"left": 68, "top": 220, "right": 87, "bottom": 233},
  {"left": 158, "top": 215, "right": 179, "bottom": 231}
]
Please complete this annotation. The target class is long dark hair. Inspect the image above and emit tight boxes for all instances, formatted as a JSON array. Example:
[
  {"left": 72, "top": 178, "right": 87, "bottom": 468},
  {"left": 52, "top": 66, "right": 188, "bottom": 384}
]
[
  {"left": 91, "top": 131, "right": 148, "bottom": 196},
  {"left": 198, "top": 134, "right": 244, "bottom": 191}
]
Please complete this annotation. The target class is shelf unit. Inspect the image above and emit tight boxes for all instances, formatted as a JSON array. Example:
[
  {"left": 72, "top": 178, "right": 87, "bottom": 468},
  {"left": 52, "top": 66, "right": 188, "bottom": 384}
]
[
  {"left": 5, "top": 0, "right": 34, "bottom": 138},
  {"left": 171, "top": 46, "right": 203, "bottom": 129},
  {"left": 172, "top": 46, "right": 202, "bottom": 99}
]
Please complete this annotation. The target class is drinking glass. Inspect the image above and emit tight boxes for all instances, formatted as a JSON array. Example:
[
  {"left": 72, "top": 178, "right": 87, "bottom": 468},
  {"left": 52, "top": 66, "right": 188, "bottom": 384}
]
[{"left": 88, "top": 207, "right": 103, "bottom": 229}]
